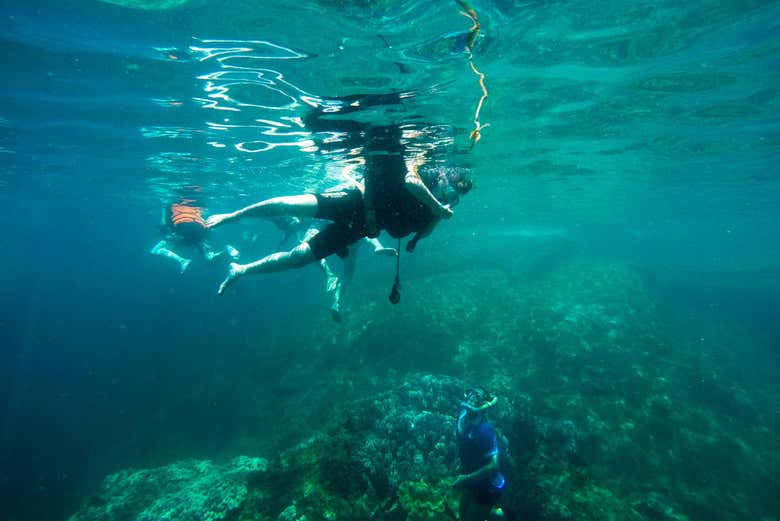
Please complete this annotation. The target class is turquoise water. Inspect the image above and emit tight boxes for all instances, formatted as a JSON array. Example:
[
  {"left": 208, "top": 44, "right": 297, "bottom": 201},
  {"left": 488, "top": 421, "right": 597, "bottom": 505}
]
[{"left": 1, "top": 1, "right": 778, "bottom": 520}]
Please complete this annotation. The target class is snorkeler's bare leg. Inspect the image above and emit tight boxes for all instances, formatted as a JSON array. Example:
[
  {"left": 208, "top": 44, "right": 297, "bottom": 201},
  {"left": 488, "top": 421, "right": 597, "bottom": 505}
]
[
  {"left": 206, "top": 194, "right": 318, "bottom": 228},
  {"left": 318, "top": 258, "right": 340, "bottom": 294},
  {"left": 327, "top": 246, "right": 360, "bottom": 321},
  {"left": 218, "top": 242, "right": 316, "bottom": 294},
  {"left": 316, "top": 257, "right": 342, "bottom": 321},
  {"left": 301, "top": 223, "right": 343, "bottom": 320},
  {"left": 304, "top": 223, "right": 338, "bottom": 292},
  {"left": 151, "top": 240, "right": 191, "bottom": 273}
]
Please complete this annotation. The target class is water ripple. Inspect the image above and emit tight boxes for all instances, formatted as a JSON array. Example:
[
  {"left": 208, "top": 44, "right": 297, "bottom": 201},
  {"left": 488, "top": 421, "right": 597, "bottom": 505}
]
[{"left": 190, "top": 38, "right": 314, "bottom": 63}]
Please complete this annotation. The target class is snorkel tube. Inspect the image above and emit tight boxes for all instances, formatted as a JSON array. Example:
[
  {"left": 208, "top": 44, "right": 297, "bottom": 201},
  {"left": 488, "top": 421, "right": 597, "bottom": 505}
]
[{"left": 461, "top": 391, "right": 498, "bottom": 413}]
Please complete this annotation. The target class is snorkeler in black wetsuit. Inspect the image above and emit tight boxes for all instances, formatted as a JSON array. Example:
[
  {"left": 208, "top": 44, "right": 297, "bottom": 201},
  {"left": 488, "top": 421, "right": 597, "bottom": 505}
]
[{"left": 205, "top": 90, "right": 472, "bottom": 295}]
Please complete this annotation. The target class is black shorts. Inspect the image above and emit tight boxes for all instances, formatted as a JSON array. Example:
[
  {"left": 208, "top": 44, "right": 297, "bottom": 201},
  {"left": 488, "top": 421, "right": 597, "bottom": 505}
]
[
  {"left": 307, "top": 190, "right": 367, "bottom": 260},
  {"left": 174, "top": 221, "right": 208, "bottom": 245}
]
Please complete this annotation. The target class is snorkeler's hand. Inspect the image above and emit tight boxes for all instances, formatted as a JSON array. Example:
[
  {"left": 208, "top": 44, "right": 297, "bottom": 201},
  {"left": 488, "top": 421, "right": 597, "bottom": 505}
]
[
  {"left": 205, "top": 212, "right": 235, "bottom": 228},
  {"left": 406, "top": 238, "right": 418, "bottom": 253},
  {"left": 373, "top": 247, "right": 398, "bottom": 257},
  {"left": 436, "top": 203, "right": 454, "bottom": 219}
]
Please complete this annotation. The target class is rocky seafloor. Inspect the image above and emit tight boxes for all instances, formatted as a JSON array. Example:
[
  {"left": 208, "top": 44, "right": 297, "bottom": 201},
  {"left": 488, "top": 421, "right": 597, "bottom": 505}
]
[{"left": 69, "top": 255, "right": 779, "bottom": 521}]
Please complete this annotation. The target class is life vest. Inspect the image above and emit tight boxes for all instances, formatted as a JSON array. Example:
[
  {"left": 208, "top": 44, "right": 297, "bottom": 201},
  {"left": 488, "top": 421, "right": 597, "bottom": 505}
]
[
  {"left": 171, "top": 203, "right": 205, "bottom": 227},
  {"left": 371, "top": 156, "right": 437, "bottom": 238}
]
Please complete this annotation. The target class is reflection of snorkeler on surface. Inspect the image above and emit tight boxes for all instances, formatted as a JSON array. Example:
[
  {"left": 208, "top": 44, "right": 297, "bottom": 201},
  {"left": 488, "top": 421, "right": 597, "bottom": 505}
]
[
  {"left": 206, "top": 90, "right": 472, "bottom": 296},
  {"left": 150, "top": 193, "right": 239, "bottom": 274}
]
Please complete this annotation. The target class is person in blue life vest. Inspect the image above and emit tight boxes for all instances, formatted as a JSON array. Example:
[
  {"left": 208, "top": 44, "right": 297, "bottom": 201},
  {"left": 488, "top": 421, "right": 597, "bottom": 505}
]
[{"left": 454, "top": 388, "right": 506, "bottom": 521}]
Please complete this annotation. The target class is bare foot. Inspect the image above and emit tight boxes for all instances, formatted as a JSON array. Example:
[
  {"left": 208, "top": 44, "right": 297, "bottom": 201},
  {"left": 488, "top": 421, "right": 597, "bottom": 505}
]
[{"left": 218, "top": 262, "right": 245, "bottom": 294}]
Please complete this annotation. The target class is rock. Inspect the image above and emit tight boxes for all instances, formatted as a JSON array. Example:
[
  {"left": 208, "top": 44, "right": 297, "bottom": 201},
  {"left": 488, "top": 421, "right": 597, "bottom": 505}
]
[{"left": 69, "top": 456, "right": 267, "bottom": 521}]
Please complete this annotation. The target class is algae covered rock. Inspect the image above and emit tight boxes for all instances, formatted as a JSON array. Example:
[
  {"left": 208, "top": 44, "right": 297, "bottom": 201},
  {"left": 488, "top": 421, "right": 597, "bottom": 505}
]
[
  {"left": 397, "top": 479, "right": 458, "bottom": 521},
  {"left": 69, "top": 456, "right": 267, "bottom": 521},
  {"left": 249, "top": 374, "right": 467, "bottom": 520},
  {"left": 232, "top": 373, "right": 534, "bottom": 521},
  {"left": 242, "top": 372, "right": 581, "bottom": 521}
]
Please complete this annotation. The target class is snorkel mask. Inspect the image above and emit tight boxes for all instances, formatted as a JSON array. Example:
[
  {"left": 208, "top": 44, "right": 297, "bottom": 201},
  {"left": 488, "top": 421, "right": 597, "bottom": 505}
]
[{"left": 461, "top": 388, "right": 498, "bottom": 413}]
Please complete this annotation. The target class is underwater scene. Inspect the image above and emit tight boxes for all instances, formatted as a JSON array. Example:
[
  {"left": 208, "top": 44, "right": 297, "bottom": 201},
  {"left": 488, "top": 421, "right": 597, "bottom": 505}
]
[{"left": 1, "top": 0, "right": 779, "bottom": 520}]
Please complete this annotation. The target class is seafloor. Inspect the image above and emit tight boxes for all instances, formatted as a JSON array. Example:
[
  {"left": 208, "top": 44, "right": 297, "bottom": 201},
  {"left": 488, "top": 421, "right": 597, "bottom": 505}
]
[{"left": 68, "top": 244, "right": 779, "bottom": 521}]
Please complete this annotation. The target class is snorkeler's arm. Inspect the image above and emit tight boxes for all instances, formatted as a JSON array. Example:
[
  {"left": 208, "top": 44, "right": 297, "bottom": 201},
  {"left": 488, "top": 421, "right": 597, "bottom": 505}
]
[
  {"left": 406, "top": 218, "right": 439, "bottom": 253},
  {"left": 404, "top": 163, "right": 453, "bottom": 219},
  {"left": 453, "top": 454, "right": 499, "bottom": 487}
]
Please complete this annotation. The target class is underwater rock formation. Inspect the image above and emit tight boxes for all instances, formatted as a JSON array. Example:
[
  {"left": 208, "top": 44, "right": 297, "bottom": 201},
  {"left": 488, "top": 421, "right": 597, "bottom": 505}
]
[
  {"left": 69, "top": 373, "right": 585, "bottom": 521},
  {"left": 68, "top": 456, "right": 267, "bottom": 521},
  {"left": 70, "top": 255, "right": 779, "bottom": 520},
  {"left": 293, "top": 255, "right": 778, "bottom": 520}
]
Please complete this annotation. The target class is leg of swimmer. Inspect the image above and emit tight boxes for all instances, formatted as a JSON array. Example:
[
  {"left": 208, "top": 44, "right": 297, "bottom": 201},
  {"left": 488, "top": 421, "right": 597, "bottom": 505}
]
[
  {"left": 330, "top": 284, "right": 343, "bottom": 322},
  {"left": 318, "top": 258, "right": 340, "bottom": 293},
  {"left": 318, "top": 257, "right": 343, "bottom": 321},
  {"left": 151, "top": 240, "right": 192, "bottom": 273},
  {"left": 207, "top": 194, "right": 318, "bottom": 228},
  {"left": 217, "top": 242, "right": 316, "bottom": 294},
  {"left": 328, "top": 246, "right": 357, "bottom": 322}
]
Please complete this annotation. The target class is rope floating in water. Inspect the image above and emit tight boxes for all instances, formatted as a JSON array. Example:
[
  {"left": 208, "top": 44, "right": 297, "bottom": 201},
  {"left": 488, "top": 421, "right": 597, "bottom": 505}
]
[{"left": 455, "top": 0, "right": 489, "bottom": 148}]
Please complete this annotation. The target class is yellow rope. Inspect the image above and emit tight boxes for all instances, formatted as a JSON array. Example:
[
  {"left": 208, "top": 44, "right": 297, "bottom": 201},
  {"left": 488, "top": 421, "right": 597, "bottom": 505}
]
[{"left": 456, "top": 0, "right": 489, "bottom": 147}]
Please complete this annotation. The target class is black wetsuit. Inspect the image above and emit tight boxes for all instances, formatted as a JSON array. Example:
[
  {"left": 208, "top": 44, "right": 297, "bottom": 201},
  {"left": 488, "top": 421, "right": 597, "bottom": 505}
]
[{"left": 369, "top": 149, "right": 436, "bottom": 238}]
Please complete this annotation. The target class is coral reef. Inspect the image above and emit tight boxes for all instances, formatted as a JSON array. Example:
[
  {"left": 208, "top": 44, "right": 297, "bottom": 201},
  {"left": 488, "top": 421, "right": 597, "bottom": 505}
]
[
  {"left": 68, "top": 456, "right": 267, "bottom": 521},
  {"left": 69, "top": 255, "right": 779, "bottom": 521},
  {"left": 70, "top": 373, "right": 584, "bottom": 521},
  {"left": 237, "top": 373, "right": 479, "bottom": 521},
  {"left": 302, "top": 256, "right": 779, "bottom": 520}
]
